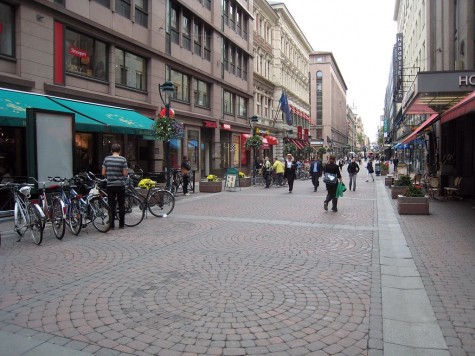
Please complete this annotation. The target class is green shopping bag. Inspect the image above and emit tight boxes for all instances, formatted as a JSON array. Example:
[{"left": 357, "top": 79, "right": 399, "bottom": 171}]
[{"left": 336, "top": 181, "right": 346, "bottom": 198}]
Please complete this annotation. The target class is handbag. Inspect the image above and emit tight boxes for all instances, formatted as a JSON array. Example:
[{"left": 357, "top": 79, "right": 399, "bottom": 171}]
[
  {"left": 336, "top": 182, "right": 347, "bottom": 198},
  {"left": 323, "top": 172, "right": 338, "bottom": 185}
]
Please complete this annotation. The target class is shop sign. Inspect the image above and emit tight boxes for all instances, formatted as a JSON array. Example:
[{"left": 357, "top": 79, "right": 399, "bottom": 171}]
[
  {"left": 459, "top": 75, "right": 475, "bottom": 87},
  {"left": 69, "top": 46, "right": 88, "bottom": 58},
  {"left": 203, "top": 120, "right": 217, "bottom": 128},
  {"left": 221, "top": 123, "right": 231, "bottom": 130}
]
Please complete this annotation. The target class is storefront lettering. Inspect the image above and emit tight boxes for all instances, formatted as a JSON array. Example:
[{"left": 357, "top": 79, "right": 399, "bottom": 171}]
[
  {"left": 69, "top": 46, "right": 88, "bottom": 58},
  {"left": 459, "top": 75, "right": 475, "bottom": 86}
]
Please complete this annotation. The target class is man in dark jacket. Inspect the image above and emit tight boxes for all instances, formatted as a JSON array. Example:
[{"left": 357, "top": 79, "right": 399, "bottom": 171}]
[
  {"left": 309, "top": 155, "right": 323, "bottom": 192},
  {"left": 323, "top": 155, "right": 342, "bottom": 212},
  {"left": 347, "top": 157, "right": 360, "bottom": 191}
]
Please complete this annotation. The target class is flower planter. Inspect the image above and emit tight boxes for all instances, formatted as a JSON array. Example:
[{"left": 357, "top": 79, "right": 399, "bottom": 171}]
[
  {"left": 239, "top": 177, "right": 251, "bottom": 187},
  {"left": 385, "top": 176, "right": 394, "bottom": 187},
  {"left": 391, "top": 185, "right": 409, "bottom": 199},
  {"left": 381, "top": 170, "right": 389, "bottom": 176},
  {"left": 397, "top": 195, "right": 429, "bottom": 215},
  {"left": 199, "top": 180, "right": 223, "bottom": 193}
]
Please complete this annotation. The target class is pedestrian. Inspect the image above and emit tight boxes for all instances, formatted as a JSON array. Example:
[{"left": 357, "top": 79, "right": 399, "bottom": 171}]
[
  {"left": 323, "top": 155, "right": 342, "bottom": 212},
  {"left": 272, "top": 157, "right": 284, "bottom": 187},
  {"left": 181, "top": 155, "right": 192, "bottom": 196},
  {"left": 284, "top": 153, "right": 297, "bottom": 193},
  {"left": 309, "top": 154, "right": 323, "bottom": 192},
  {"left": 347, "top": 157, "right": 360, "bottom": 191},
  {"left": 102, "top": 143, "right": 128, "bottom": 229},
  {"left": 366, "top": 159, "right": 375, "bottom": 182},
  {"left": 393, "top": 157, "right": 399, "bottom": 175},
  {"left": 338, "top": 158, "right": 344, "bottom": 171},
  {"left": 263, "top": 156, "right": 272, "bottom": 188}
]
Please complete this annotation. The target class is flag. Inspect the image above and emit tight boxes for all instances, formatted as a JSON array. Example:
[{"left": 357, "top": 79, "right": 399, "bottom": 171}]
[{"left": 279, "top": 91, "right": 292, "bottom": 126}]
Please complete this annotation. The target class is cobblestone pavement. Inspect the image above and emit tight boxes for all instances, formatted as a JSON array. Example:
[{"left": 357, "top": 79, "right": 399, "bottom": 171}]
[{"left": 0, "top": 168, "right": 473, "bottom": 355}]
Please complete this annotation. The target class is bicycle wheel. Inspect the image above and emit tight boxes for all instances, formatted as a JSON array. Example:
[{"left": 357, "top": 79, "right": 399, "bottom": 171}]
[
  {"left": 89, "top": 197, "right": 111, "bottom": 233},
  {"left": 67, "top": 198, "right": 82, "bottom": 236},
  {"left": 28, "top": 204, "right": 44, "bottom": 245},
  {"left": 51, "top": 197, "right": 65, "bottom": 240},
  {"left": 14, "top": 202, "right": 25, "bottom": 236},
  {"left": 148, "top": 190, "right": 175, "bottom": 217},
  {"left": 123, "top": 195, "right": 144, "bottom": 227}
]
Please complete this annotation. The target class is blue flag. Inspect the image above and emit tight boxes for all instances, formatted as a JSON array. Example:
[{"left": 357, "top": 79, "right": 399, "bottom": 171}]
[{"left": 279, "top": 92, "right": 292, "bottom": 126}]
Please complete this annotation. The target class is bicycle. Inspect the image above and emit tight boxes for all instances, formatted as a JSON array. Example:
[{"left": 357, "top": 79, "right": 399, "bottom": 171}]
[
  {"left": 70, "top": 173, "right": 111, "bottom": 233},
  {"left": 90, "top": 173, "right": 145, "bottom": 228},
  {"left": 132, "top": 175, "right": 175, "bottom": 218},
  {"left": 0, "top": 182, "right": 45, "bottom": 245},
  {"left": 48, "top": 177, "right": 83, "bottom": 236},
  {"left": 32, "top": 177, "right": 66, "bottom": 240},
  {"left": 170, "top": 169, "right": 194, "bottom": 196}
]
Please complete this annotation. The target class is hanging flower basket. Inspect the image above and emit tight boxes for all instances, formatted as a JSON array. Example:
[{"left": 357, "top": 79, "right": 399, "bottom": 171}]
[
  {"left": 244, "top": 135, "right": 263, "bottom": 150},
  {"left": 284, "top": 143, "right": 297, "bottom": 156},
  {"left": 152, "top": 116, "right": 184, "bottom": 141}
]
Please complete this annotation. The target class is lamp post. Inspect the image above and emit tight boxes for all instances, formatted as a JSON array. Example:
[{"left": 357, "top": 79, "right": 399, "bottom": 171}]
[
  {"left": 159, "top": 81, "right": 175, "bottom": 190},
  {"left": 249, "top": 115, "right": 259, "bottom": 183}
]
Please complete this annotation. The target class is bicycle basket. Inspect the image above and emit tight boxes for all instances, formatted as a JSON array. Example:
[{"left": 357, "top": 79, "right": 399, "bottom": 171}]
[{"left": 19, "top": 185, "right": 32, "bottom": 198}]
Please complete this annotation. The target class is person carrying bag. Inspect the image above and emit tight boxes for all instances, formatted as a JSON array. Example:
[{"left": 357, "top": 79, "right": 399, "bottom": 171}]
[{"left": 322, "top": 155, "right": 342, "bottom": 212}]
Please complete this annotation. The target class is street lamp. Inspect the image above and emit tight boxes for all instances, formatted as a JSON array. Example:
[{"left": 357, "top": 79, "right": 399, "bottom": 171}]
[
  {"left": 159, "top": 81, "right": 175, "bottom": 190},
  {"left": 249, "top": 115, "right": 259, "bottom": 183}
]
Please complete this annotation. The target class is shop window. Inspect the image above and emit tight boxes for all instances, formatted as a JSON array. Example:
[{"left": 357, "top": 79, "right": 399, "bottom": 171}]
[
  {"left": 187, "top": 130, "right": 199, "bottom": 170},
  {"left": 115, "top": 48, "right": 147, "bottom": 91},
  {"left": 75, "top": 133, "right": 94, "bottom": 173},
  {"left": 0, "top": 3, "right": 15, "bottom": 58},
  {"left": 65, "top": 29, "right": 108, "bottom": 81}
]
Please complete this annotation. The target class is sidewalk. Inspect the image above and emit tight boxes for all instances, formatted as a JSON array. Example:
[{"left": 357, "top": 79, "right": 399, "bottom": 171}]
[{"left": 0, "top": 169, "right": 473, "bottom": 355}]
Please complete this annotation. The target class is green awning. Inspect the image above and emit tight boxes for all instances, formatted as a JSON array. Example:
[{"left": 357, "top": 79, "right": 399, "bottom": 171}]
[
  {"left": 49, "top": 97, "right": 155, "bottom": 135},
  {"left": 0, "top": 88, "right": 107, "bottom": 132}
]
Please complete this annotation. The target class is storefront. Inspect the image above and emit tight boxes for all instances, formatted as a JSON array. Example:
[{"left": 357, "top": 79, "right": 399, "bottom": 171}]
[{"left": 0, "top": 88, "right": 155, "bottom": 180}]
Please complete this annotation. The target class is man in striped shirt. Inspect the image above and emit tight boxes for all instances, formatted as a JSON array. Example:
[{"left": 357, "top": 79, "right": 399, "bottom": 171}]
[{"left": 102, "top": 143, "right": 128, "bottom": 229}]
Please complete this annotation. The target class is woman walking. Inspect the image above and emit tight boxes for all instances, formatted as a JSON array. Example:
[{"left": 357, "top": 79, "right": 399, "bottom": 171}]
[
  {"left": 284, "top": 153, "right": 297, "bottom": 193},
  {"left": 323, "top": 155, "right": 342, "bottom": 212},
  {"left": 366, "top": 159, "right": 375, "bottom": 182}
]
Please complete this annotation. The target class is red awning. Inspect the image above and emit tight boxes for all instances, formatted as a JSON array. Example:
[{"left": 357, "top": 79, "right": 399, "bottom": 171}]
[
  {"left": 440, "top": 91, "right": 475, "bottom": 124},
  {"left": 402, "top": 113, "right": 439, "bottom": 144},
  {"left": 265, "top": 135, "right": 278, "bottom": 145},
  {"left": 287, "top": 138, "right": 305, "bottom": 150},
  {"left": 261, "top": 137, "right": 270, "bottom": 149}
]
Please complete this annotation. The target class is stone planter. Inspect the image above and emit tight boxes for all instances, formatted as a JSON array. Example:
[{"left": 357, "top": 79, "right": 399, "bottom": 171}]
[
  {"left": 391, "top": 185, "right": 409, "bottom": 199},
  {"left": 199, "top": 180, "right": 223, "bottom": 193},
  {"left": 381, "top": 170, "right": 389, "bottom": 176},
  {"left": 385, "top": 176, "right": 394, "bottom": 187},
  {"left": 397, "top": 195, "right": 430, "bottom": 215},
  {"left": 239, "top": 177, "right": 251, "bottom": 187}
]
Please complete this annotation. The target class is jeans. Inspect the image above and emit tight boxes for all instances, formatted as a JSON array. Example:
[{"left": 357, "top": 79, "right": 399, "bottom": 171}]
[
  {"left": 276, "top": 173, "right": 283, "bottom": 186},
  {"left": 107, "top": 185, "right": 125, "bottom": 227},
  {"left": 349, "top": 173, "right": 357, "bottom": 190}
]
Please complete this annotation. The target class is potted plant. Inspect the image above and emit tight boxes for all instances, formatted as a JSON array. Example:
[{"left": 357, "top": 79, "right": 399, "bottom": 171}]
[
  {"left": 239, "top": 171, "right": 251, "bottom": 187},
  {"left": 199, "top": 174, "right": 223, "bottom": 193},
  {"left": 391, "top": 174, "right": 412, "bottom": 199},
  {"left": 397, "top": 185, "right": 429, "bottom": 215},
  {"left": 380, "top": 161, "right": 390, "bottom": 176}
]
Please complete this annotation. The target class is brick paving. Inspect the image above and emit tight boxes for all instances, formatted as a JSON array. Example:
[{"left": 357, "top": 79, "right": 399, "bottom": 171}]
[{"left": 0, "top": 168, "right": 473, "bottom": 355}]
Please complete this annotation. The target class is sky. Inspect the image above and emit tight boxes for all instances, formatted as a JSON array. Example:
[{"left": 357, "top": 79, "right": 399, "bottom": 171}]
[{"left": 278, "top": 0, "right": 398, "bottom": 141}]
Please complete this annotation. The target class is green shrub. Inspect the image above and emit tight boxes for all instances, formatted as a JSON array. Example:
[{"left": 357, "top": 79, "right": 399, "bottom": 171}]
[{"left": 394, "top": 175, "right": 412, "bottom": 186}]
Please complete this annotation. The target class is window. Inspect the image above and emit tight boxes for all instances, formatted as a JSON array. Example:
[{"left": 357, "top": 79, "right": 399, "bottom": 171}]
[
  {"left": 204, "top": 27, "right": 211, "bottom": 61},
  {"left": 224, "top": 91, "right": 234, "bottom": 114},
  {"left": 94, "top": 0, "right": 110, "bottom": 7},
  {"left": 204, "top": 0, "right": 211, "bottom": 10},
  {"left": 168, "top": 68, "right": 190, "bottom": 102},
  {"left": 54, "top": 0, "right": 65, "bottom": 4},
  {"left": 115, "top": 48, "right": 147, "bottom": 90},
  {"left": 116, "top": 0, "right": 131, "bottom": 18},
  {"left": 242, "top": 17, "right": 248, "bottom": 39},
  {"left": 0, "top": 3, "right": 14, "bottom": 57},
  {"left": 135, "top": 0, "right": 148, "bottom": 27},
  {"left": 182, "top": 12, "right": 191, "bottom": 50},
  {"left": 236, "top": 50, "right": 242, "bottom": 77},
  {"left": 229, "top": 45, "right": 235, "bottom": 74},
  {"left": 223, "top": 41, "right": 229, "bottom": 71},
  {"left": 316, "top": 71, "right": 323, "bottom": 126},
  {"left": 65, "top": 29, "right": 108, "bottom": 81},
  {"left": 194, "top": 79, "right": 210, "bottom": 107},
  {"left": 194, "top": 21, "right": 202, "bottom": 55},
  {"left": 223, "top": 0, "right": 229, "bottom": 26},
  {"left": 243, "top": 56, "right": 248, "bottom": 80},
  {"left": 170, "top": 3, "right": 179, "bottom": 44},
  {"left": 237, "top": 96, "right": 247, "bottom": 117},
  {"left": 229, "top": 3, "right": 235, "bottom": 30},
  {"left": 236, "top": 8, "right": 241, "bottom": 35}
]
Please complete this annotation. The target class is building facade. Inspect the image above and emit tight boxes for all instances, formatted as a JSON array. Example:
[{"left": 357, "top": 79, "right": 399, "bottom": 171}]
[
  {"left": 387, "top": 0, "right": 475, "bottom": 197},
  {"left": 0, "top": 0, "right": 255, "bottom": 180},
  {"left": 309, "top": 51, "right": 348, "bottom": 158}
]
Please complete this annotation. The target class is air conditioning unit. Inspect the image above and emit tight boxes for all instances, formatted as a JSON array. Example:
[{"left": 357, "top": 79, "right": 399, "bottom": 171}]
[{"left": 455, "top": 59, "right": 464, "bottom": 70}]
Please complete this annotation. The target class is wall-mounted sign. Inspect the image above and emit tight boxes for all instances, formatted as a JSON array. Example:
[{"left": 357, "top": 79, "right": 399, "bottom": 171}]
[
  {"left": 203, "top": 120, "right": 217, "bottom": 128},
  {"left": 221, "top": 123, "right": 231, "bottom": 130}
]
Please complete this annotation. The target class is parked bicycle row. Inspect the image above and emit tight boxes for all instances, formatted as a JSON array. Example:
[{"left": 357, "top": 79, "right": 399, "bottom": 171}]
[{"left": 0, "top": 171, "right": 176, "bottom": 245}]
